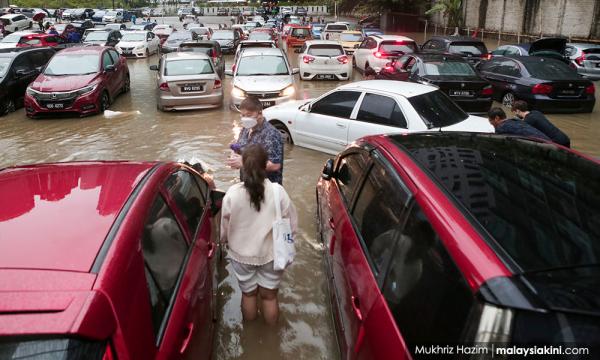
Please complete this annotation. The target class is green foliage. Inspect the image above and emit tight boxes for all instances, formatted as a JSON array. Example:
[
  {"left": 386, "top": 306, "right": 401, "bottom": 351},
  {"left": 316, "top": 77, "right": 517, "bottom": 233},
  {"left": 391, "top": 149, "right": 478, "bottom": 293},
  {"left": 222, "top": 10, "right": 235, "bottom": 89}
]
[
  {"left": 425, "top": 0, "right": 463, "bottom": 27},
  {"left": 11, "top": 0, "right": 150, "bottom": 9}
]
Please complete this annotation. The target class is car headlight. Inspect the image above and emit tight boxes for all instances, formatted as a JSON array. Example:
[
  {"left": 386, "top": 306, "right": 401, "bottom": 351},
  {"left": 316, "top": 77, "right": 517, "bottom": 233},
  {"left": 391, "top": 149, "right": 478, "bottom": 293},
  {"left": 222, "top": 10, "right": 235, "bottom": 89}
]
[
  {"left": 76, "top": 84, "right": 98, "bottom": 97},
  {"left": 281, "top": 85, "right": 295, "bottom": 97},
  {"left": 232, "top": 87, "right": 246, "bottom": 98},
  {"left": 26, "top": 87, "right": 39, "bottom": 96}
]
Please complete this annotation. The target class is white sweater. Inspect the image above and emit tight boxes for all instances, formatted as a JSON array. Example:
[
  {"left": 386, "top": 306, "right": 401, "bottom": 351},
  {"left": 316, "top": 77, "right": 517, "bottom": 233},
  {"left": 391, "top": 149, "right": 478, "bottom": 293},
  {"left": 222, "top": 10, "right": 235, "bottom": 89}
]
[{"left": 220, "top": 179, "right": 298, "bottom": 265}]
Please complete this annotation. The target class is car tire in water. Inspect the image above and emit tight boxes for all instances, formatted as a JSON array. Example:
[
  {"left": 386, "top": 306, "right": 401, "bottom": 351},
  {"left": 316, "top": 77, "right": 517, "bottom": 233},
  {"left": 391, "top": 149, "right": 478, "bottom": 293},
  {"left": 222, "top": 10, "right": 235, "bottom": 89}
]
[
  {"left": 271, "top": 120, "right": 293, "bottom": 144},
  {"left": 502, "top": 92, "right": 515, "bottom": 107},
  {"left": 99, "top": 91, "right": 110, "bottom": 113},
  {"left": 352, "top": 56, "right": 356, "bottom": 68},
  {"left": 145, "top": 48, "right": 149, "bottom": 57},
  {"left": 0, "top": 98, "right": 15, "bottom": 116},
  {"left": 122, "top": 75, "right": 130, "bottom": 93}
]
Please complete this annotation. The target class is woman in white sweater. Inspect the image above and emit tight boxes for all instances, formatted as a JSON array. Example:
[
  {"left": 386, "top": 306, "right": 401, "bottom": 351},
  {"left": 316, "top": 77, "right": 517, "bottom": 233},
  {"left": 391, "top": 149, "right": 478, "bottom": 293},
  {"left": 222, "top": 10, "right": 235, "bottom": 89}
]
[{"left": 220, "top": 144, "right": 297, "bottom": 325}]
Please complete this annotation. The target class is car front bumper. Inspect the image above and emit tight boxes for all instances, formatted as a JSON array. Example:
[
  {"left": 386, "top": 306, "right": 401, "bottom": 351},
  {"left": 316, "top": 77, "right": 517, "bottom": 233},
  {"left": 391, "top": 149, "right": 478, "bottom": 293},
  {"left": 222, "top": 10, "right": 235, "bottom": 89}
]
[
  {"left": 25, "top": 90, "right": 102, "bottom": 118},
  {"left": 117, "top": 47, "right": 148, "bottom": 57},
  {"left": 231, "top": 92, "right": 294, "bottom": 111},
  {"left": 158, "top": 89, "right": 223, "bottom": 111}
]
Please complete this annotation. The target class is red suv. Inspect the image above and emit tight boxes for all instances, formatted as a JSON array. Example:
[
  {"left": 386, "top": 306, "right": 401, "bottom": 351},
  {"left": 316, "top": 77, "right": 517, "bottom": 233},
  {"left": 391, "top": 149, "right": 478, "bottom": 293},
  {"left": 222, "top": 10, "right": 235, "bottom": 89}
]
[
  {"left": 0, "top": 161, "right": 222, "bottom": 359},
  {"left": 24, "top": 46, "right": 130, "bottom": 117},
  {"left": 317, "top": 132, "right": 600, "bottom": 359}
]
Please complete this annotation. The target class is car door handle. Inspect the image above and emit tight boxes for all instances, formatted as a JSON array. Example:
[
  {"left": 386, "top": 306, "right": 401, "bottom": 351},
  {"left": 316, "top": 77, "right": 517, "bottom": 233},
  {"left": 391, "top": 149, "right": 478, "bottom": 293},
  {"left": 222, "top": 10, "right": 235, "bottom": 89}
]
[
  {"left": 207, "top": 242, "right": 216, "bottom": 259},
  {"left": 351, "top": 295, "right": 366, "bottom": 354},
  {"left": 328, "top": 217, "right": 335, "bottom": 230},
  {"left": 179, "top": 322, "right": 194, "bottom": 354},
  {"left": 351, "top": 295, "right": 363, "bottom": 321},
  {"left": 336, "top": 123, "right": 346, "bottom": 129}
]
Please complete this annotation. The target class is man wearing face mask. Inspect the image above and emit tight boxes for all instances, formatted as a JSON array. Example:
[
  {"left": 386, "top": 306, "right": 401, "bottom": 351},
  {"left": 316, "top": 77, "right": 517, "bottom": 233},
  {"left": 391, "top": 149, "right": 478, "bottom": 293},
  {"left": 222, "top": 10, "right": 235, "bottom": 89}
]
[{"left": 227, "top": 97, "right": 284, "bottom": 184}]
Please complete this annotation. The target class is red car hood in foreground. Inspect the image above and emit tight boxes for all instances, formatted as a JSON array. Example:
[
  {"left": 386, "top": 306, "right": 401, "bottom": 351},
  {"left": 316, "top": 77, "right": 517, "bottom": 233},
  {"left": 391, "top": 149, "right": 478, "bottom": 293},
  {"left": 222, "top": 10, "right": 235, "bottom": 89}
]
[{"left": 30, "top": 73, "right": 100, "bottom": 92}]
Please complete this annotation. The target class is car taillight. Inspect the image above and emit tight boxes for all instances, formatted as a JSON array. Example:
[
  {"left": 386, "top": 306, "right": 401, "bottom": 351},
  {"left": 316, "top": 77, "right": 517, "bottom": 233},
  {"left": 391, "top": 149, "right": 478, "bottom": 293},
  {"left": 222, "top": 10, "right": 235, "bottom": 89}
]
[
  {"left": 481, "top": 85, "right": 493, "bottom": 96},
  {"left": 159, "top": 82, "right": 170, "bottom": 92},
  {"left": 303, "top": 55, "right": 315, "bottom": 63},
  {"left": 531, "top": 83, "right": 553, "bottom": 95},
  {"left": 336, "top": 55, "right": 348, "bottom": 64},
  {"left": 585, "top": 84, "right": 595, "bottom": 94},
  {"left": 480, "top": 53, "right": 492, "bottom": 60},
  {"left": 214, "top": 79, "right": 222, "bottom": 89},
  {"left": 374, "top": 51, "right": 383, "bottom": 58},
  {"left": 575, "top": 53, "right": 585, "bottom": 66}
]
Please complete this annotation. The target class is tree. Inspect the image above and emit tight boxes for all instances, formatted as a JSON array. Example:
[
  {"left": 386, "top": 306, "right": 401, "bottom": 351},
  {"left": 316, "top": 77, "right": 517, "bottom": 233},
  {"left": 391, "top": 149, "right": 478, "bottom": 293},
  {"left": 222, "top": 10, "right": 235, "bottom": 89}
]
[{"left": 425, "top": 0, "right": 463, "bottom": 27}]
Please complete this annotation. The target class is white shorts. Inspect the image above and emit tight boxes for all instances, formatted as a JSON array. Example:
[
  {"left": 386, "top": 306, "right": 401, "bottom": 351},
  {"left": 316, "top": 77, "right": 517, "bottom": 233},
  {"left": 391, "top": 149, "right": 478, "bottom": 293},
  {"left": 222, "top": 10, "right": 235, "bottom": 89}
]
[{"left": 229, "top": 260, "right": 284, "bottom": 293}]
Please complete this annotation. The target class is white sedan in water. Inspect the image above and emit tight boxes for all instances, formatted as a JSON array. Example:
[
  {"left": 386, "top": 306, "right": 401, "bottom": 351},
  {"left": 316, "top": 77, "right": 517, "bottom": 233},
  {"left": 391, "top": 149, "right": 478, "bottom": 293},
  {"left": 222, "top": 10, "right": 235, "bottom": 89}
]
[
  {"left": 115, "top": 31, "right": 160, "bottom": 58},
  {"left": 262, "top": 80, "right": 494, "bottom": 155}
]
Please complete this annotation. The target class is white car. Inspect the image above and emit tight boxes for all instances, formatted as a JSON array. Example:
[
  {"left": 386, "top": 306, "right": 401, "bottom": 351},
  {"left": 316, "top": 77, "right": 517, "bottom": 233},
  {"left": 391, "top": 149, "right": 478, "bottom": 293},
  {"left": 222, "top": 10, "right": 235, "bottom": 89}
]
[
  {"left": 281, "top": 7, "right": 293, "bottom": 15},
  {"left": 0, "top": 14, "right": 32, "bottom": 33},
  {"left": 116, "top": 31, "right": 160, "bottom": 58},
  {"left": 353, "top": 34, "right": 418, "bottom": 72},
  {"left": 262, "top": 80, "right": 494, "bottom": 154},
  {"left": 225, "top": 47, "right": 299, "bottom": 111},
  {"left": 189, "top": 27, "right": 213, "bottom": 40},
  {"left": 0, "top": 31, "right": 36, "bottom": 49},
  {"left": 250, "top": 16, "right": 265, "bottom": 25},
  {"left": 298, "top": 41, "right": 352, "bottom": 81},
  {"left": 153, "top": 24, "right": 174, "bottom": 37},
  {"left": 103, "top": 10, "right": 123, "bottom": 23},
  {"left": 321, "top": 22, "right": 349, "bottom": 41}
]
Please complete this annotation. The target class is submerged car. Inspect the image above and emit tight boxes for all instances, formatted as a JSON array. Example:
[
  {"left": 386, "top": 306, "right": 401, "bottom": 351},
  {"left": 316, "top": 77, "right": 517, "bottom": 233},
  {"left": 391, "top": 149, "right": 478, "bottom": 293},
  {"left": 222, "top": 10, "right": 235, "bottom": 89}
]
[
  {"left": 211, "top": 30, "right": 240, "bottom": 54},
  {"left": 422, "top": 36, "right": 490, "bottom": 65},
  {"left": 566, "top": 42, "right": 600, "bottom": 80},
  {"left": 317, "top": 132, "right": 600, "bottom": 359},
  {"left": 161, "top": 31, "right": 193, "bottom": 53},
  {"left": 262, "top": 80, "right": 492, "bottom": 154},
  {"left": 115, "top": 30, "right": 160, "bottom": 58},
  {"left": 178, "top": 40, "right": 225, "bottom": 79},
  {"left": 353, "top": 35, "right": 419, "bottom": 72},
  {"left": 491, "top": 37, "right": 569, "bottom": 63},
  {"left": 25, "top": 46, "right": 130, "bottom": 117},
  {"left": 298, "top": 40, "right": 351, "bottom": 81},
  {"left": 151, "top": 52, "right": 223, "bottom": 111},
  {"left": 82, "top": 29, "right": 122, "bottom": 47},
  {"left": 0, "top": 160, "right": 221, "bottom": 359}
]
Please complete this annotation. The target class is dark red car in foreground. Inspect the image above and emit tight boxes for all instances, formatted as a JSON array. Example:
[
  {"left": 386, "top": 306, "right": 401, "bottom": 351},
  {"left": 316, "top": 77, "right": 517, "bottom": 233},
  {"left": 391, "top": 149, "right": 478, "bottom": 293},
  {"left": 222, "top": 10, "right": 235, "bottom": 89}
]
[
  {"left": 317, "top": 132, "right": 600, "bottom": 359},
  {"left": 24, "top": 46, "right": 130, "bottom": 117},
  {"left": 0, "top": 161, "right": 221, "bottom": 359}
]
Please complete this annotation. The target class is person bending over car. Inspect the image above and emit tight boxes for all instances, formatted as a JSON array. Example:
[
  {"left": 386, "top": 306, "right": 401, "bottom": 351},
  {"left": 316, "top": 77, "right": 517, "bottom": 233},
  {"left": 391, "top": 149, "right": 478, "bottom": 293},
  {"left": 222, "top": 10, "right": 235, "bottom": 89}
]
[
  {"left": 511, "top": 100, "right": 571, "bottom": 148},
  {"left": 488, "top": 108, "right": 551, "bottom": 141}
]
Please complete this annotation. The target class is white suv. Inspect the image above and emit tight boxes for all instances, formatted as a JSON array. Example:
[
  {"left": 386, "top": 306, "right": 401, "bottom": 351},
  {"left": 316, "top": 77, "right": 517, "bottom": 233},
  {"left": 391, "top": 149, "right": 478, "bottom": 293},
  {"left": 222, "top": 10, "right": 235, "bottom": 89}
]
[
  {"left": 0, "top": 14, "right": 32, "bottom": 33},
  {"left": 353, "top": 35, "right": 418, "bottom": 72},
  {"left": 298, "top": 40, "right": 352, "bottom": 81}
]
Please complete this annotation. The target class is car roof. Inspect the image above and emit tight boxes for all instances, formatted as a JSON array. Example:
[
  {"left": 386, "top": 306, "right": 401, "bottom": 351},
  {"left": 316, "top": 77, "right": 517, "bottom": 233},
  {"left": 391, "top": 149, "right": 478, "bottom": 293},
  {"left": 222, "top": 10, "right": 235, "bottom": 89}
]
[
  {"left": 0, "top": 46, "right": 54, "bottom": 58},
  {"left": 409, "top": 52, "right": 466, "bottom": 61},
  {"left": 305, "top": 40, "right": 343, "bottom": 46},
  {"left": 0, "top": 161, "right": 156, "bottom": 273},
  {"left": 371, "top": 34, "right": 416, "bottom": 42},
  {"left": 341, "top": 30, "right": 362, "bottom": 34},
  {"left": 496, "top": 55, "right": 563, "bottom": 64},
  {"left": 338, "top": 79, "right": 435, "bottom": 97},
  {"left": 165, "top": 51, "right": 211, "bottom": 60},
  {"left": 55, "top": 45, "right": 109, "bottom": 55},
  {"left": 240, "top": 47, "right": 284, "bottom": 56},
  {"left": 1, "top": 14, "right": 21, "bottom": 19},
  {"left": 567, "top": 42, "right": 600, "bottom": 49}
]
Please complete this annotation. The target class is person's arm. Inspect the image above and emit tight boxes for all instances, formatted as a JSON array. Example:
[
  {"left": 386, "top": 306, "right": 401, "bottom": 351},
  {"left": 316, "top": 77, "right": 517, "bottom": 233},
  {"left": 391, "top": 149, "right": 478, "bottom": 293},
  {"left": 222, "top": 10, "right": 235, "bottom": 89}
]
[
  {"left": 265, "top": 128, "right": 284, "bottom": 174},
  {"left": 219, "top": 193, "right": 232, "bottom": 245}
]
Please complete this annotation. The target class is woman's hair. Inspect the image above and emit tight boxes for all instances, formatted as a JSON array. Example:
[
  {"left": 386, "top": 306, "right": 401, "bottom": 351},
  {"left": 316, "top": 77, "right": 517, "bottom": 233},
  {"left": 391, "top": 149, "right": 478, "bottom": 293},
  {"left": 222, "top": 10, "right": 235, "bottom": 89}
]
[
  {"left": 240, "top": 96, "right": 263, "bottom": 113},
  {"left": 242, "top": 144, "right": 269, "bottom": 211}
]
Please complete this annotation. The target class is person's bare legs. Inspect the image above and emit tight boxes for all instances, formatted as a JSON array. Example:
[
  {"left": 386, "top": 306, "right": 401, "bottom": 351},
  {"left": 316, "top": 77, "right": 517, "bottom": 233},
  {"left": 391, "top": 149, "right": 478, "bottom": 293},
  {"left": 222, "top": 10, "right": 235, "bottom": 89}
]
[
  {"left": 258, "top": 286, "right": 279, "bottom": 325},
  {"left": 241, "top": 288, "right": 258, "bottom": 321}
]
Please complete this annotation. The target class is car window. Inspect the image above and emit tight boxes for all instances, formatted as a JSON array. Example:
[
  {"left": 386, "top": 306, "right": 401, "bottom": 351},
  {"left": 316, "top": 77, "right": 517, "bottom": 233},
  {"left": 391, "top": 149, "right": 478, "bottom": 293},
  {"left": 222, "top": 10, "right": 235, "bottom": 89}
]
[
  {"left": 403, "top": 57, "right": 416, "bottom": 71},
  {"left": 336, "top": 151, "right": 369, "bottom": 205},
  {"left": 28, "top": 51, "right": 48, "bottom": 68},
  {"left": 479, "top": 58, "right": 501, "bottom": 73},
  {"left": 356, "top": 93, "right": 407, "bottom": 128},
  {"left": 422, "top": 40, "right": 439, "bottom": 51},
  {"left": 141, "top": 195, "right": 189, "bottom": 338},
  {"left": 408, "top": 90, "right": 468, "bottom": 128},
  {"left": 311, "top": 90, "right": 361, "bottom": 118},
  {"left": 12, "top": 54, "right": 32, "bottom": 72},
  {"left": 504, "top": 46, "right": 521, "bottom": 56},
  {"left": 382, "top": 204, "right": 473, "bottom": 354},
  {"left": 449, "top": 42, "right": 487, "bottom": 56},
  {"left": 102, "top": 51, "right": 114, "bottom": 69},
  {"left": 352, "top": 157, "right": 411, "bottom": 277},
  {"left": 523, "top": 58, "right": 580, "bottom": 80},
  {"left": 495, "top": 59, "right": 521, "bottom": 77},
  {"left": 164, "top": 170, "right": 206, "bottom": 237},
  {"left": 491, "top": 46, "right": 506, "bottom": 56}
]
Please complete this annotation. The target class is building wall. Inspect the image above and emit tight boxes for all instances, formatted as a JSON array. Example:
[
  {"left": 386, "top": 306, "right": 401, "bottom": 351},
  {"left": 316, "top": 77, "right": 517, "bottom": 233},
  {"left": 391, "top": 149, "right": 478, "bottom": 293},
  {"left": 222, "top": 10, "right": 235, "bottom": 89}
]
[{"left": 0, "top": 0, "right": 9, "bottom": 8}]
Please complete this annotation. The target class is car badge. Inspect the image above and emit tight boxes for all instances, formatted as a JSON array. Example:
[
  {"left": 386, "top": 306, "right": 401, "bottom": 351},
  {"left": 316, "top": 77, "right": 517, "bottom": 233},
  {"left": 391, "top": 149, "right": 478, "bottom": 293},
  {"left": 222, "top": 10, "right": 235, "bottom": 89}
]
[
  {"left": 569, "top": 83, "right": 573, "bottom": 87},
  {"left": 52, "top": 93, "right": 57, "bottom": 99},
  {"left": 461, "top": 83, "right": 465, "bottom": 88}
]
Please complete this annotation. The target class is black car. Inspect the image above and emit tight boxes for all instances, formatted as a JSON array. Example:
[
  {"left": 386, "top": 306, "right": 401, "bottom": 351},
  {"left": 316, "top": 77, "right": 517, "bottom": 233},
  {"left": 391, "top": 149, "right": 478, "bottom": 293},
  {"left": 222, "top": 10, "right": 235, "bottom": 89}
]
[
  {"left": 478, "top": 56, "right": 595, "bottom": 113},
  {"left": 211, "top": 30, "right": 240, "bottom": 54},
  {"left": 491, "top": 37, "right": 569, "bottom": 63},
  {"left": 71, "top": 19, "right": 95, "bottom": 33},
  {"left": 179, "top": 40, "right": 225, "bottom": 79},
  {"left": 421, "top": 36, "right": 490, "bottom": 66},
  {"left": 161, "top": 31, "right": 193, "bottom": 53},
  {"left": 217, "top": 8, "right": 229, "bottom": 16},
  {"left": 0, "top": 47, "right": 55, "bottom": 115},
  {"left": 380, "top": 53, "right": 493, "bottom": 114},
  {"left": 82, "top": 29, "right": 122, "bottom": 47}
]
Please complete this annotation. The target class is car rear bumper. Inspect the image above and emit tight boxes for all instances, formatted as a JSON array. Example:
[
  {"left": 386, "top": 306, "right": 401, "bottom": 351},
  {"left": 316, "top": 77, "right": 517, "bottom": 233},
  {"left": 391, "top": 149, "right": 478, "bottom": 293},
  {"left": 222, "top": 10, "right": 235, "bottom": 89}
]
[
  {"left": 24, "top": 91, "right": 102, "bottom": 118},
  {"left": 161, "top": 46, "right": 178, "bottom": 53},
  {"left": 158, "top": 90, "right": 223, "bottom": 110},
  {"left": 525, "top": 96, "right": 596, "bottom": 113},
  {"left": 300, "top": 65, "right": 352, "bottom": 80},
  {"left": 118, "top": 48, "right": 148, "bottom": 57}
]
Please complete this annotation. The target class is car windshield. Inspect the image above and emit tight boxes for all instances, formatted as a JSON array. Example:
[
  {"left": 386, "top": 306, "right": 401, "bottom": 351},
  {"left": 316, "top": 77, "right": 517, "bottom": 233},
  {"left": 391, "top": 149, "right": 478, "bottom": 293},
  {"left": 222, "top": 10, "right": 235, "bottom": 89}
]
[
  {"left": 249, "top": 32, "right": 271, "bottom": 40},
  {"left": 308, "top": 44, "right": 344, "bottom": 56},
  {"left": 312, "top": 24, "right": 324, "bottom": 30},
  {"left": 168, "top": 32, "right": 192, "bottom": 41},
  {"left": 85, "top": 31, "right": 109, "bottom": 41},
  {"left": 524, "top": 59, "right": 579, "bottom": 80},
  {"left": 44, "top": 54, "right": 99, "bottom": 75},
  {"left": 237, "top": 55, "right": 288, "bottom": 75},
  {"left": 449, "top": 42, "right": 487, "bottom": 56},
  {"left": 326, "top": 24, "right": 348, "bottom": 31},
  {"left": 423, "top": 61, "right": 476, "bottom": 76},
  {"left": 121, "top": 33, "right": 146, "bottom": 41},
  {"left": 213, "top": 31, "right": 233, "bottom": 40},
  {"left": 106, "top": 11, "right": 117, "bottom": 16},
  {"left": 0, "top": 58, "right": 11, "bottom": 77},
  {"left": 165, "top": 59, "right": 213, "bottom": 76},
  {"left": 379, "top": 41, "right": 417, "bottom": 54},
  {"left": 291, "top": 28, "right": 310, "bottom": 36},
  {"left": 407, "top": 90, "right": 468, "bottom": 128},
  {"left": 0, "top": 33, "right": 22, "bottom": 44},
  {"left": 395, "top": 134, "right": 600, "bottom": 273},
  {"left": 340, "top": 33, "right": 362, "bottom": 41}
]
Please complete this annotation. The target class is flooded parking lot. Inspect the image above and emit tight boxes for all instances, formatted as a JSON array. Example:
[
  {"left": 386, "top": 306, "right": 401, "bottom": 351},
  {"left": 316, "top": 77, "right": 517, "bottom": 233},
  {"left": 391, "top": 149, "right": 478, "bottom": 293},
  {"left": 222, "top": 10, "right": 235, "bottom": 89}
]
[{"left": 1, "top": 16, "right": 600, "bottom": 359}]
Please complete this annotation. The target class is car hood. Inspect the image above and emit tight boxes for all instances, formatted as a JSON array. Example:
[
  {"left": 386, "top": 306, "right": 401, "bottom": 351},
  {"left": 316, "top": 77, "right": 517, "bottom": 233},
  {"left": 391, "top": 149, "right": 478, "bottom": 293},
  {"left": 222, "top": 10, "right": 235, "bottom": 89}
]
[
  {"left": 263, "top": 99, "right": 308, "bottom": 120},
  {"left": 31, "top": 73, "right": 99, "bottom": 92},
  {"left": 234, "top": 75, "right": 292, "bottom": 93},
  {"left": 0, "top": 43, "right": 16, "bottom": 49},
  {"left": 529, "top": 37, "right": 567, "bottom": 55},
  {"left": 438, "top": 115, "right": 494, "bottom": 133},
  {"left": 117, "top": 40, "right": 144, "bottom": 47}
]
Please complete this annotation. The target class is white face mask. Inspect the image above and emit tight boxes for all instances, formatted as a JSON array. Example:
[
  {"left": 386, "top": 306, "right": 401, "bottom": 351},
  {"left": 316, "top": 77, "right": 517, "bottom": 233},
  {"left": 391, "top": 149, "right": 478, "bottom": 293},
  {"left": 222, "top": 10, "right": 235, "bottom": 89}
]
[{"left": 240, "top": 116, "right": 258, "bottom": 129}]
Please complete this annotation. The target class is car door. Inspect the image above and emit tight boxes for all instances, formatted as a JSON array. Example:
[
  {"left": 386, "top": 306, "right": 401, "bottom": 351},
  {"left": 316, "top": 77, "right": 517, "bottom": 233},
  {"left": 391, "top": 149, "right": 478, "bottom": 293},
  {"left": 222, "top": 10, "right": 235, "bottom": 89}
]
[
  {"left": 102, "top": 50, "right": 119, "bottom": 96},
  {"left": 487, "top": 58, "right": 521, "bottom": 97},
  {"left": 354, "top": 38, "right": 370, "bottom": 69},
  {"left": 349, "top": 93, "right": 409, "bottom": 141},
  {"left": 109, "top": 49, "right": 125, "bottom": 91},
  {"left": 11, "top": 53, "right": 36, "bottom": 104},
  {"left": 295, "top": 90, "right": 361, "bottom": 154}
]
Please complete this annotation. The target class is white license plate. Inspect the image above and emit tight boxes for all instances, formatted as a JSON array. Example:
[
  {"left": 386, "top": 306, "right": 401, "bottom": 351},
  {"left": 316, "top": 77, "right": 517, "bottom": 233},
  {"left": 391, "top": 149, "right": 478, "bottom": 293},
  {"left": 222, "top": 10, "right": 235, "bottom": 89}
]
[
  {"left": 262, "top": 101, "right": 275, "bottom": 108},
  {"left": 181, "top": 85, "right": 203, "bottom": 92},
  {"left": 316, "top": 74, "right": 335, "bottom": 80},
  {"left": 46, "top": 103, "right": 64, "bottom": 109},
  {"left": 450, "top": 90, "right": 473, "bottom": 97}
]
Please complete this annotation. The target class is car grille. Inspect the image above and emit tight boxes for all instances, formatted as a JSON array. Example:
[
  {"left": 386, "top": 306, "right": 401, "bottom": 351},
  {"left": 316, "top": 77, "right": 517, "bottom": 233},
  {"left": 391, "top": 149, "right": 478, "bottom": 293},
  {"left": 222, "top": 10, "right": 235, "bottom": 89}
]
[
  {"left": 38, "top": 99, "right": 77, "bottom": 108},
  {"left": 121, "top": 47, "right": 134, "bottom": 51},
  {"left": 246, "top": 92, "right": 280, "bottom": 99},
  {"left": 31, "top": 91, "right": 79, "bottom": 102}
]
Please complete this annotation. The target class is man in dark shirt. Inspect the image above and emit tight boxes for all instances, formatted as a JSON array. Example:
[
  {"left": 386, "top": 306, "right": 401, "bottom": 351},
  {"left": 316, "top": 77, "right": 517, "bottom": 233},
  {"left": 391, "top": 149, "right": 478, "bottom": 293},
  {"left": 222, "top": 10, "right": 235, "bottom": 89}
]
[
  {"left": 488, "top": 108, "right": 551, "bottom": 141},
  {"left": 512, "top": 100, "right": 571, "bottom": 147}
]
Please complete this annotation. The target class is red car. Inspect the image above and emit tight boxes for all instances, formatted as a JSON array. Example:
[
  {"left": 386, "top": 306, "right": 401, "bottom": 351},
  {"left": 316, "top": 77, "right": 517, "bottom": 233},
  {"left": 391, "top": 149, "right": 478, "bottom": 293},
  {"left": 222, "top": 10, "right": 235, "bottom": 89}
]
[
  {"left": 286, "top": 26, "right": 312, "bottom": 48},
  {"left": 317, "top": 132, "right": 600, "bottom": 359},
  {"left": 15, "top": 32, "right": 69, "bottom": 49},
  {"left": 25, "top": 46, "right": 130, "bottom": 117},
  {"left": 0, "top": 161, "right": 222, "bottom": 359}
]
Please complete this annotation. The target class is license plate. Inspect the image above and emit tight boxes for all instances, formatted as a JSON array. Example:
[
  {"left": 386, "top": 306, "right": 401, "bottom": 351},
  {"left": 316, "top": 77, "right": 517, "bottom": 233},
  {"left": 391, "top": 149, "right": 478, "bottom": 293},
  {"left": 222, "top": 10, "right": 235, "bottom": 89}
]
[
  {"left": 262, "top": 101, "right": 275, "bottom": 108},
  {"left": 450, "top": 90, "right": 473, "bottom": 97},
  {"left": 181, "top": 85, "right": 203, "bottom": 92},
  {"left": 316, "top": 74, "right": 334, "bottom": 80},
  {"left": 46, "top": 103, "right": 64, "bottom": 109},
  {"left": 560, "top": 90, "right": 577, "bottom": 95}
]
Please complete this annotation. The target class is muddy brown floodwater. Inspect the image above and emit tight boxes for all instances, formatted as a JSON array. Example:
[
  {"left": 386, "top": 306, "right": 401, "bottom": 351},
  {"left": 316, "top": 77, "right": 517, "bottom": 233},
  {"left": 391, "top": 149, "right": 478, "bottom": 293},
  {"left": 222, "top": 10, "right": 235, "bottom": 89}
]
[{"left": 1, "top": 17, "right": 599, "bottom": 360}]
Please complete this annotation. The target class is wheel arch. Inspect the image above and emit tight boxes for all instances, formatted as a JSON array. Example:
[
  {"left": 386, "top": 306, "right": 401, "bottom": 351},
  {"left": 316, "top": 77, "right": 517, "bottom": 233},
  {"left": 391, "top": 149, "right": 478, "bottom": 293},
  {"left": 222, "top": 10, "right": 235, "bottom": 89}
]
[{"left": 268, "top": 119, "right": 294, "bottom": 144}]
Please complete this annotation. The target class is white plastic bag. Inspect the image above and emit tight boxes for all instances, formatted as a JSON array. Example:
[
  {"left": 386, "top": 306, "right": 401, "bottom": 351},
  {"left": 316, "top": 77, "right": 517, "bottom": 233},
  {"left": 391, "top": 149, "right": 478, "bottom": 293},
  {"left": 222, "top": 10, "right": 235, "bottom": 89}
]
[{"left": 272, "top": 183, "right": 295, "bottom": 270}]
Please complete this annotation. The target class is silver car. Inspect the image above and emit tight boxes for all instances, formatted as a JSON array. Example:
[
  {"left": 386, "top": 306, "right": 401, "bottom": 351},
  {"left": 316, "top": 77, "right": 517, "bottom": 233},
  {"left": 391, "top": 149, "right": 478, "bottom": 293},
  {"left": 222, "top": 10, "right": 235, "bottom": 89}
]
[
  {"left": 225, "top": 47, "right": 299, "bottom": 111},
  {"left": 566, "top": 43, "right": 600, "bottom": 81},
  {"left": 150, "top": 52, "right": 223, "bottom": 111}
]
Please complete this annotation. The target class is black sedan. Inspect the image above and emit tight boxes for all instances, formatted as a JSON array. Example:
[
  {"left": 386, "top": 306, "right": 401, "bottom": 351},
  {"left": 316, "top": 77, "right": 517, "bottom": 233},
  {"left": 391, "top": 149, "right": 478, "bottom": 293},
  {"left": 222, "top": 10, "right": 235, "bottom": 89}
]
[
  {"left": 478, "top": 56, "right": 595, "bottom": 113},
  {"left": 160, "top": 31, "right": 193, "bottom": 53},
  {"left": 379, "top": 53, "right": 493, "bottom": 114}
]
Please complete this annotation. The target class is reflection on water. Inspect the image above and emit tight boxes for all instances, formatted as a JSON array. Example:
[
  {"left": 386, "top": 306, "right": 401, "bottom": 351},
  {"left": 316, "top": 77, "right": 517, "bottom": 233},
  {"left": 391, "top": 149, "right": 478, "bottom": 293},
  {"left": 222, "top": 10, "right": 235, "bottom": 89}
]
[{"left": 1, "top": 19, "right": 599, "bottom": 359}]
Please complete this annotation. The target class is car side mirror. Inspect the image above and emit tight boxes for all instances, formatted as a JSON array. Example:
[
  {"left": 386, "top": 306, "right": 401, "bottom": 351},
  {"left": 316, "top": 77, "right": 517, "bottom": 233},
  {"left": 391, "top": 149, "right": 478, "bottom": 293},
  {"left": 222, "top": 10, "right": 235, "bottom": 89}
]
[
  {"left": 224, "top": 69, "right": 233, "bottom": 76},
  {"left": 292, "top": 67, "right": 299, "bottom": 74},
  {"left": 209, "top": 189, "right": 226, "bottom": 216},
  {"left": 149, "top": 64, "right": 158, "bottom": 71},
  {"left": 105, "top": 64, "right": 115, "bottom": 72},
  {"left": 321, "top": 159, "right": 335, "bottom": 180}
]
